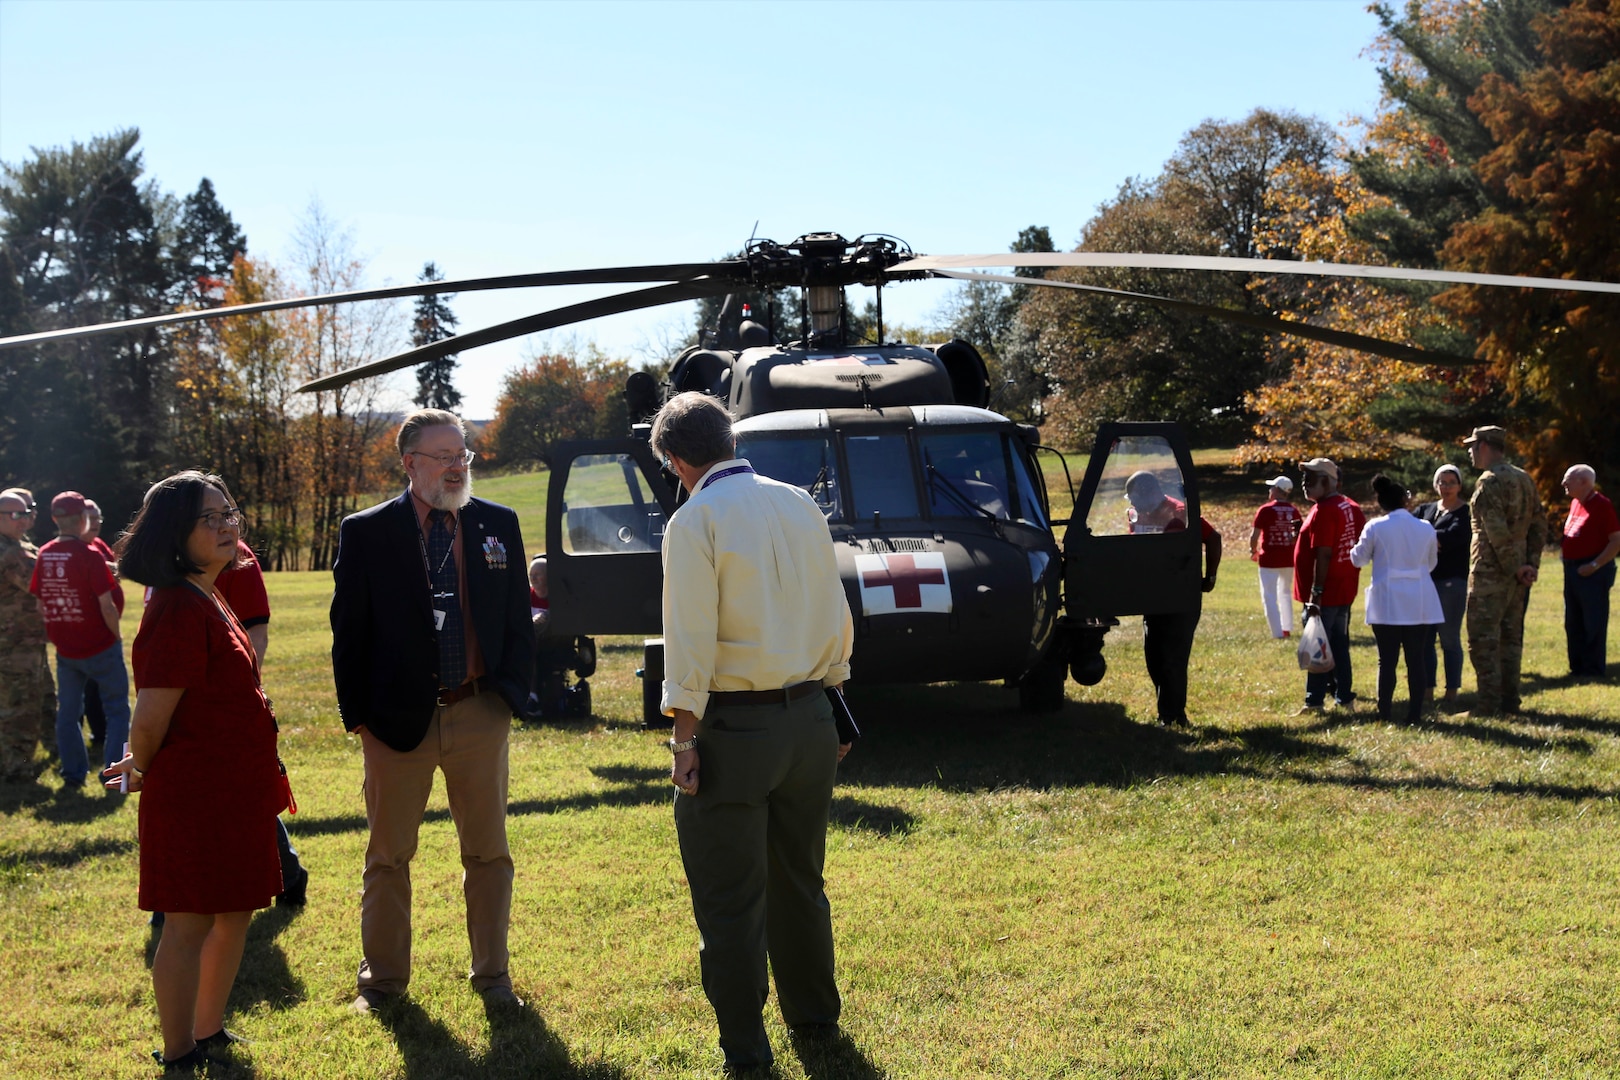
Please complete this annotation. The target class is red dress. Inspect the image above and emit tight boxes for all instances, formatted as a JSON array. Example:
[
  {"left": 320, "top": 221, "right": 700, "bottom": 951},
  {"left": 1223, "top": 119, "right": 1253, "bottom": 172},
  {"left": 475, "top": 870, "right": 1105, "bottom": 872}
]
[{"left": 135, "top": 585, "right": 286, "bottom": 913}]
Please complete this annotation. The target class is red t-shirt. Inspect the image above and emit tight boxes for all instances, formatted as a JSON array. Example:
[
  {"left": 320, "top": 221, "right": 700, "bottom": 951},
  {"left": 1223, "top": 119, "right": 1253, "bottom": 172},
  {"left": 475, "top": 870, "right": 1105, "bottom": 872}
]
[
  {"left": 1293, "top": 493, "right": 1366, "bottom": 607},
  {"left": 1252, "top": 500, "right": 1301, "bottom": 568},
  {"left": 88, "top": 535, "right": 125, "bottom": 614},
  {"left": 216, "top": 541, "right": 270, "bottom": 626},
  {"left": 1563, "top": 491, "right": 1620, "bottom": 561},
  {"left": 28, "top": 536, "right": 119, "bottom": 658}
]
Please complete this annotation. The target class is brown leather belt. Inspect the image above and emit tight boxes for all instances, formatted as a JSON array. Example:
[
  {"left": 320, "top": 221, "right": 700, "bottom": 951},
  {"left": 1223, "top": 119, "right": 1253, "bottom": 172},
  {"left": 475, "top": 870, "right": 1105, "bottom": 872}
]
[
  {"left": 709, "top": 680, "right": 821, "bottom": 707},
  {"left": 437, "top": 677, "right": 485, "bottom": 708}
]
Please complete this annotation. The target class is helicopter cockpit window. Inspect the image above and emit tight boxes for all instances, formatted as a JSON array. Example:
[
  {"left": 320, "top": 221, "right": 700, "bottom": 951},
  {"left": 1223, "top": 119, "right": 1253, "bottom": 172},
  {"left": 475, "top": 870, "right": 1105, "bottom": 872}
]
[
  {"left": 844, "top": 434, "right": 921, "bottom": 521},
  {"left": 559, "top": 453, "right": 667, "bottom": 555},
  {"left": 734, "top": 434, "right": 843, "bottom": 521},
  {"left": 1084, "top": 436, "right": 1189, "bottom": 537},
  {"left": 919, "top": 432, "right": 1011, "bottom": 522}
]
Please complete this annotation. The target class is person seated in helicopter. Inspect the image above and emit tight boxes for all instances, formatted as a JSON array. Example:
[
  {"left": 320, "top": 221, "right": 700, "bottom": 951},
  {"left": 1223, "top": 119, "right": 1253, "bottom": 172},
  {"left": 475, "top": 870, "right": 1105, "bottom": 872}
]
[
  {"left": 1124, "top": 470, "right": 1189, "bottom": 534},
  {"left": 525, "top": 555, "right": 594, "bottom": 719},
  {"left": 927, "top": 445, "right": 1009, "bottom": 520}
]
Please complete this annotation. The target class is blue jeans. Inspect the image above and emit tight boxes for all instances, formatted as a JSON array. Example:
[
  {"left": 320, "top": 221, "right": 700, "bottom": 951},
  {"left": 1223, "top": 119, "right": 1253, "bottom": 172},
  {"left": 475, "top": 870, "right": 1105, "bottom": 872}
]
[
  {"left": 1428, "top": 576, "right": 1467, "bottom": 690},
  {"left": 1564, "top": 558, "right": 1615, "bottom": 677},
  {"left": 54, "top": 642, "right": 130, "bottom": 785},
  {"left": 1304, "top": 604, "right": 1354, "bottom": 707}
]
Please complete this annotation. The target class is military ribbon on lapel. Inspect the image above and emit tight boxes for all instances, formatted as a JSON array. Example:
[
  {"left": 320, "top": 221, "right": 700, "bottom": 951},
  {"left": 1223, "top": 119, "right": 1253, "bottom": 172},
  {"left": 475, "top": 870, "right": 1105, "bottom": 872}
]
[{"left": 481, "top": 535, "right": 508, "bottom": 571}]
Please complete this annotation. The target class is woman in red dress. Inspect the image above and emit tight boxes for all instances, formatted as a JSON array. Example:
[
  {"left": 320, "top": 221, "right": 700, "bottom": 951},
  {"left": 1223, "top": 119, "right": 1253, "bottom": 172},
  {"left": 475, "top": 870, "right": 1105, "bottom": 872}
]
[{"left": 103, "top": 472, "right": 286, "bottom": 1072}]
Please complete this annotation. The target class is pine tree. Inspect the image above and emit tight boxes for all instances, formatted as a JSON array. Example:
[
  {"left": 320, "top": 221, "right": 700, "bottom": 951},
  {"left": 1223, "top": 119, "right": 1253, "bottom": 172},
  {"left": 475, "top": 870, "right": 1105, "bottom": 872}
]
[{"left": 411, "top": 262, "right": 462, "bottom": 412}]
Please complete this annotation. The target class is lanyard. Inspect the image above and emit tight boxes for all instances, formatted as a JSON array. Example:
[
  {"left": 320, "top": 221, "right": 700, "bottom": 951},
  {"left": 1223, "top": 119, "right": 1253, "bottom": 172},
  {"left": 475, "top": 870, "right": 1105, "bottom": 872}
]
[
  {"left": 701, "top": 464, "right": 754, "bottom": 491},
  {"left": 417, "top": 511, "right": 459, "bottom": 582}
]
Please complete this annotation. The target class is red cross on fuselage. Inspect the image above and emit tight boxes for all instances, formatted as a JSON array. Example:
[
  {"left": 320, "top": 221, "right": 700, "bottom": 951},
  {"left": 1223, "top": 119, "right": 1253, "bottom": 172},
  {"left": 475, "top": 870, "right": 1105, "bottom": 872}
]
[{"left": 860, "top": 554, "right": 946, "bottom": 608}]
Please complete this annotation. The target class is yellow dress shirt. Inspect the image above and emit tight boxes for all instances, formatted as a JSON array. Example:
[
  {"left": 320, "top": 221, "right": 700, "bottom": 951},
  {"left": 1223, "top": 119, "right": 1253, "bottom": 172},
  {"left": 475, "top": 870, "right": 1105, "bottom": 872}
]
[{"left": 660, "top": 459, "right": 854, "bottom": 719}]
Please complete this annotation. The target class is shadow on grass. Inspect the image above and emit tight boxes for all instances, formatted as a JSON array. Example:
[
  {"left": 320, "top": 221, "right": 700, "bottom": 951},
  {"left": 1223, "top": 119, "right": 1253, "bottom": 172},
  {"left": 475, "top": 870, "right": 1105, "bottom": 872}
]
[
  {"left": 0, "top": 834, "right": 133, "bottom": 876},
  {"left": 829, "top": 796, "right": 915, "bottom": 837},
  {"left": 378, "top": 997, "right": 627, "bottom": 1079},
  {"left": 788, "top": 1025, "right": 884, "bottom": 1080},
  {"left": 34, "top": 784, "right": 126, "bottom": 824},
  {"left": 835, "top": 683, "right": 1620, "bottom": 803},
  {"left": 233, "top": 904, "right": 306, "bottom": 1012}
]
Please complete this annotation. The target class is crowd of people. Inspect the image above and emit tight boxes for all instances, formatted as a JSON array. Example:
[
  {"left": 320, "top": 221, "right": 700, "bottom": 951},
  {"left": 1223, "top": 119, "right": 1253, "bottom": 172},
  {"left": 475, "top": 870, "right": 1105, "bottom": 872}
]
[
  {"left": 0, "top": 412, "right": 1614, "bottom": 1074},
  {"left": 1238, "top": 425, "right": 1616, "bottom": 724}
]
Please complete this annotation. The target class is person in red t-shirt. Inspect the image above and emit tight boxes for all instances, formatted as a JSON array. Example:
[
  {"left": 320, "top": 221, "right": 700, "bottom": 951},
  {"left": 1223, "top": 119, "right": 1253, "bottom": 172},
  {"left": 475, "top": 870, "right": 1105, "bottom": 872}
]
[
  {"left": 1126, "top": 472, "right": 1223, "bottom": 726},
  {"left": 1250, "top": 476, "right": 1301, "bottom": 639},
  {"left": 1292, "top": 459, "right": 1367, "bottom": 713},
  {"left": 79, "top": 498, "right": 123, "bottom": 747},
  {"left": 1559, "top": 464, "right": 1620, "bottom": 677},
  {"left": 28, "top": 490, "right": 131, "bottom": 787}
]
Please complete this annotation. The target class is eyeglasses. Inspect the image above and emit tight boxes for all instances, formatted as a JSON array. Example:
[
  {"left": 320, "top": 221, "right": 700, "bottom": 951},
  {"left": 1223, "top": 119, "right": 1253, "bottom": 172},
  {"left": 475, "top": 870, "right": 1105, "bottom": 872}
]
[
  {"left": 411, "top": 448, "right": 477, "bottom": 468},
  {"left": 196, "top": 508, "right": 242, "bottom": 531},
  {"left": 3, "top": 509, "right": 35, "bottom": 520}
]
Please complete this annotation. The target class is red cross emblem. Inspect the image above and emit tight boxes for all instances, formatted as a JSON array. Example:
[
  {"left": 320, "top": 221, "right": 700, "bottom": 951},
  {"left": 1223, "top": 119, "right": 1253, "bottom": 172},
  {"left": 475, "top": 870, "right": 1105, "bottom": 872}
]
[{"left": 859, "top": 553, "right": 946, "bottom": 609}]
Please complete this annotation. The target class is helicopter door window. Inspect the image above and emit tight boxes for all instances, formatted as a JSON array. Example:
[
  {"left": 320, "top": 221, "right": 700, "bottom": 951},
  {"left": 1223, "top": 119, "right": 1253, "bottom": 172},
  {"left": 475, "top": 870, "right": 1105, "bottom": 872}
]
[
  {"left": 1084, "top": 436, "right": 1189, "bottom": 537},
  {"left": 734, "top": 434, "right": 843, "bottom": 522},
  {"left": 845, "top": 434, "right": 921, "bottom": 521},
  {"left": 560, "top": 453, "right": 668, "bottom": 554}
]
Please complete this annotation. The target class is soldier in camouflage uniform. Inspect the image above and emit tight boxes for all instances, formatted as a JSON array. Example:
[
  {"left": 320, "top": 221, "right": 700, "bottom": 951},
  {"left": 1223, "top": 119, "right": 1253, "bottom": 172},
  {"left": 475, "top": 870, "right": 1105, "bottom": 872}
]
[
  {"left": 0, "top": 489, "right": 54, "bottom": 782},
  {"left": 1463, "top": 427, "right": 1547, "bottom": 716}
]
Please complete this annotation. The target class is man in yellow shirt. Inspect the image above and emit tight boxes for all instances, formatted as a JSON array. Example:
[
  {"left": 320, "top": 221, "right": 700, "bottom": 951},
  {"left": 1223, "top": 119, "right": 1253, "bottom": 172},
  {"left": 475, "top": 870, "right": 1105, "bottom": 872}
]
[{"left": 655, "top": 392, "right": 855, "bottom": 1074}]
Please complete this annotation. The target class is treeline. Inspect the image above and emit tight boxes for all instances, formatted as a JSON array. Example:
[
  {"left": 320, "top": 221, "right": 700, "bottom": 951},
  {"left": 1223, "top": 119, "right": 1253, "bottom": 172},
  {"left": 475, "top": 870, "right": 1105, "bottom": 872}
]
[
  {"left": 946, "top": 0, "right": 1618, "bottom": 499},
  {"left": 0, "top": 132, "right": 406, "bottom": 569}
]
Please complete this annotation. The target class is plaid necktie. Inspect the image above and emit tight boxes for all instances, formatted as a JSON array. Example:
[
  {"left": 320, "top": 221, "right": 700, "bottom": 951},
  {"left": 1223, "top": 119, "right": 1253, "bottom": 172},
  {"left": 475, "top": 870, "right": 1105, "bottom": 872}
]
[{"left": 427, "top": 509, "right": 467, "bottom": 689}]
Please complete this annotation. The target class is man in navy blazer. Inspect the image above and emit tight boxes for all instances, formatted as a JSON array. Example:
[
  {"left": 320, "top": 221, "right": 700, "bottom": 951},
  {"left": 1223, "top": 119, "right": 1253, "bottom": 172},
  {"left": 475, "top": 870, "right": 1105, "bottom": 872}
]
[{"left": 331, "top": 408, "right": 533, "bottom": 1014}]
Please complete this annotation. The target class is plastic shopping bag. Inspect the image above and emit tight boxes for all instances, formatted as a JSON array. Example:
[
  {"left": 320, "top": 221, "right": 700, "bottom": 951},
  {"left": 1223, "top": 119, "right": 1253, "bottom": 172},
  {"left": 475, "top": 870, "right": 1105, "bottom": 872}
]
[{"left": 1296, "top": 612, "right": 1335, "bottom": 674}]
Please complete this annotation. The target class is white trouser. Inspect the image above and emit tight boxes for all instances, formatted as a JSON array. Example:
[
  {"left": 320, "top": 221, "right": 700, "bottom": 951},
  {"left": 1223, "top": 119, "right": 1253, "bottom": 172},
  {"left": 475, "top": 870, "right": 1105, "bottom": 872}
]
[{"left": 1259, "top": 566, "right": 1294, "bottom": 636}]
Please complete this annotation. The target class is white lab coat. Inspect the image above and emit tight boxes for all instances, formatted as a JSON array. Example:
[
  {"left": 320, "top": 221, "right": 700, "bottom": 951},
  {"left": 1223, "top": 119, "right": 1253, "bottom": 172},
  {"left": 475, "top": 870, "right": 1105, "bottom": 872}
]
[{"left": 1349, "top": 509, "right": 1444, "bottom": 626}]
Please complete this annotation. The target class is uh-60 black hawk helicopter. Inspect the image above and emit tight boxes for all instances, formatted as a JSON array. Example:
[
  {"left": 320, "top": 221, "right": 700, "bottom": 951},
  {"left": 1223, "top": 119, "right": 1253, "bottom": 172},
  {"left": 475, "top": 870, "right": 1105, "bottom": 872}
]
[{"left": 8, "top": 231, "right": 1617, "bottom": 725}]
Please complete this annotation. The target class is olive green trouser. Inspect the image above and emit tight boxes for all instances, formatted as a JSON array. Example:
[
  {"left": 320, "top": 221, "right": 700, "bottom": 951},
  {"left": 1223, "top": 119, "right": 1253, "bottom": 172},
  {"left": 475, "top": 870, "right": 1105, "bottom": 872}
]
[
  {"left": 674, "top": 691, "right": 841, "bottom": 1069},
  {"left": 1467, "top": 580, "right": 1527, "bottom": 711}
]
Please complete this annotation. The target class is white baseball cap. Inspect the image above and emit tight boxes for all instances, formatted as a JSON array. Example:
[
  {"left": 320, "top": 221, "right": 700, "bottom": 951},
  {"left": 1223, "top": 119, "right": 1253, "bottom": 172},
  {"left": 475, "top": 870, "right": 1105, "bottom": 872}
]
[{"left": 1263, "top": 475, "right": 1294, "bottom": 492}]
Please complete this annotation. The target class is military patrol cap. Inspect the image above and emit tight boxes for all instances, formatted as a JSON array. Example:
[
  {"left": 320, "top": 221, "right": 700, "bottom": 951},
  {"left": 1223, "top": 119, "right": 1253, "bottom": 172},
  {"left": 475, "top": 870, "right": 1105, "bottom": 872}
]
[
  {"left": 1298, "top": 457, "right": 1338, "bottom": 481},
  {"left": 50, "top": 490, "right": 86, "bottom": 517},
  {"left": 1463, "top": 425, "right": 1507, "bottom": 449}
]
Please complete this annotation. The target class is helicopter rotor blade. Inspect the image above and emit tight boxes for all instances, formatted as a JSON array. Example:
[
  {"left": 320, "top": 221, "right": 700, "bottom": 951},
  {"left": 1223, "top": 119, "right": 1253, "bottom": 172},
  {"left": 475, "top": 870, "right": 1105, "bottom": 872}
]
[
  {"left": 898, "top": 253, "right": 1620, "bottom": 295},
  {"left": 295, "top": 279, "right": 734, "bottom": 394},
  {"left": 0, "top": 261, "right": 747, "bottom": 353},
  {"left": 934, "top": 269, "right": 1482, "bottom": 368}
]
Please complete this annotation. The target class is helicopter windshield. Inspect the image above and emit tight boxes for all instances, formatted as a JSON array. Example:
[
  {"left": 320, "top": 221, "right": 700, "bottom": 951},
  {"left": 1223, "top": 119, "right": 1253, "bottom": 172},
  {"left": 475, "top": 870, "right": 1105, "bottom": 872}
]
[
  {"left": 918, "top": 430, "right": 1046, "bottom": 528},
  {"left": 1085, "top": 435, "right": 1189, "bottom": 537},
  {"left": 734, "top": 434, "right": 843, "bottom": 521},
  {"left": 845, "top": 434, "right": 921, "bottom": 521}
]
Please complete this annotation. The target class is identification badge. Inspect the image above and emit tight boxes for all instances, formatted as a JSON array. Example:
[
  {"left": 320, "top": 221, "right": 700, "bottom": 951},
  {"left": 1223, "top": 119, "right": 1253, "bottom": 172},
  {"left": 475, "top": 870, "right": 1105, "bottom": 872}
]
[{"left": 433, "top": 608, "right": 447, "bottom": 631}]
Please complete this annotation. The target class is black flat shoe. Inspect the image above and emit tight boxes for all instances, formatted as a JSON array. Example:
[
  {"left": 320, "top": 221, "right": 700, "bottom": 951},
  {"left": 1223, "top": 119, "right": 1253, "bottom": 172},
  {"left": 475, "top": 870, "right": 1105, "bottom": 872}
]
[
  {"left": 195, "top": 1028, "right": 248, "bottom": 1051},
  {"left": 151, "top": 1044, "right": 215, "bottom": 1073}
]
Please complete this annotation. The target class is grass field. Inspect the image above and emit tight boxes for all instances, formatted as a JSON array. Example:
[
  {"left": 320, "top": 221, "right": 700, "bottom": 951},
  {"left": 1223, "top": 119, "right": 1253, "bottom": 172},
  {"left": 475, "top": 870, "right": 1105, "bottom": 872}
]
[{"left": 2, "top": 458, "right": 1617, "bottom": 1079}]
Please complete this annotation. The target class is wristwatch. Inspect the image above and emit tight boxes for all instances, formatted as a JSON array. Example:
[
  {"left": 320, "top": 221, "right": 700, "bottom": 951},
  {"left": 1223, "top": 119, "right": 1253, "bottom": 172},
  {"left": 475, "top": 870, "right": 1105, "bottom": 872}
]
[{"left": 668, "top": 735, "right": 698, "bottom": 754}]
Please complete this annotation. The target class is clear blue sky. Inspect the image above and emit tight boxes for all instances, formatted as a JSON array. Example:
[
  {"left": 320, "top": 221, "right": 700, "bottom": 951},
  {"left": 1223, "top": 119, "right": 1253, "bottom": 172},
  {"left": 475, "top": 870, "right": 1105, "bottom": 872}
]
[{"left": 1, "top": 0, "right": 1387, "bottom": 418}]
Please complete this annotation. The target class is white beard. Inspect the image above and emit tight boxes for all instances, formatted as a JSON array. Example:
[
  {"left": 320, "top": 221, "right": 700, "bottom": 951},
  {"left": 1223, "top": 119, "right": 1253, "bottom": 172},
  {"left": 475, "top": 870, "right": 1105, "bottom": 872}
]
[{"left": 419, "top": 474, "right": 474, "bottom": 512}]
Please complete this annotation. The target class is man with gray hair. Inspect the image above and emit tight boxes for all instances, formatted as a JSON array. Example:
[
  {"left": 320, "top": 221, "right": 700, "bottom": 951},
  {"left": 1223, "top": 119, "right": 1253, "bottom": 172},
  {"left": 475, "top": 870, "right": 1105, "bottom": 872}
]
[
  {"left": 653, "top": 391, "right": 854, "bottom": 1074},
  {"left": 1558, "top": 463, "right": 1619, "bottom": 677},
  {"left": 331, "top": 408, "right": 533, "bottom": 1014},
  {"left": 1463, "top": 426, "right": 1546, "bottom": 715}
]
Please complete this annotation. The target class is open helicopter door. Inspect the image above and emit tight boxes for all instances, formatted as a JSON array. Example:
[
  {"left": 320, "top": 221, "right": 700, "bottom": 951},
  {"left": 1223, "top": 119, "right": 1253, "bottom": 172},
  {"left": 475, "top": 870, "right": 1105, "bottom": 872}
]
[
  {"left": 543, "top": 439, "right": 679, "bottom": 637},
  {"left": 1062, "top": 422, "right": 1203, "bottom": 619}
]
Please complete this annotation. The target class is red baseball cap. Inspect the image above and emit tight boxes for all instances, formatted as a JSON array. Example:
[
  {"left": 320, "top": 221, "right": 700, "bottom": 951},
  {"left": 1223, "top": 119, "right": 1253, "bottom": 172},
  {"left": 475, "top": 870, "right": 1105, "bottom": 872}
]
[{"left": 51, "top": 490, "right": 86, "bottom": 517}]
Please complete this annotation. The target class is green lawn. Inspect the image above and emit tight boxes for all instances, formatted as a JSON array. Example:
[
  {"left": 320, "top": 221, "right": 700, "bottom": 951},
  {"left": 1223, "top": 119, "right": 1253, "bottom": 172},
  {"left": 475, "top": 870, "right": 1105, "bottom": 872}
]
[{"left": 2, "top": 462, "right": 1617, "bottom": 1078}]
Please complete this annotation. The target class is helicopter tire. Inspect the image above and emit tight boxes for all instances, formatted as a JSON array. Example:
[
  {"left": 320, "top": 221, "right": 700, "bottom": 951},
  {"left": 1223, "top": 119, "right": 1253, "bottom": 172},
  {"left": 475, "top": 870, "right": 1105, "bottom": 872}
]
[
  {"left": 1017, "top": 649, "right": 1068, "bottom": 713},
  {"left": 641, "top": 639, "right": 671, "bottom": 729}
]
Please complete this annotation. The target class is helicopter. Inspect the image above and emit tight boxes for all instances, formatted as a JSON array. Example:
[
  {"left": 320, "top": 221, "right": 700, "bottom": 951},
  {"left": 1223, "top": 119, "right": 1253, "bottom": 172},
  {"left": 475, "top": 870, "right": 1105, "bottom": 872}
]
[{"left": 7, "top": 231, "right": 1617, "bottom": 724}]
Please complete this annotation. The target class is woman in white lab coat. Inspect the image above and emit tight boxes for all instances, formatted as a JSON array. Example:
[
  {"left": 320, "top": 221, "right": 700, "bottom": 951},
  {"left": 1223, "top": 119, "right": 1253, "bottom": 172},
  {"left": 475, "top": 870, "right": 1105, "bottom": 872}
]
[{"left": 1350, "top": 474, "right": 1445, "bottom": 723}]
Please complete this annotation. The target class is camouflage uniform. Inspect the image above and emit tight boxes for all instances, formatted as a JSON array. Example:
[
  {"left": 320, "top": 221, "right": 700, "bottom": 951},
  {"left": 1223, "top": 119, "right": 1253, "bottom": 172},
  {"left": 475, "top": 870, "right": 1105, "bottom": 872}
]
[
  {"left": 1466, "top": 460, "right": 1547, "bottom": 712},
  {"left": 0, "top": 533, "right": 55, "bottom": 781}
]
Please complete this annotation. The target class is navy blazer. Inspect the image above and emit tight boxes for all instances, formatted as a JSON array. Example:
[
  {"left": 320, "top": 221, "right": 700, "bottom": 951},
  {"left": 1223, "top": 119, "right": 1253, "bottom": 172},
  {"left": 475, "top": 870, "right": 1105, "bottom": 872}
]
[{"left": 330, "top": 490, "right": 534, "bottom": 752}]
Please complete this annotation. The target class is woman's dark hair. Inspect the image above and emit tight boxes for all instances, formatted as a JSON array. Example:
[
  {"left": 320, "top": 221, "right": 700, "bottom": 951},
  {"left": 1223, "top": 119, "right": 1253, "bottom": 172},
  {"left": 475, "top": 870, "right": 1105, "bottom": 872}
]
[
  {"left": 1371, "top": 473, "right": 1409, "bottom": 513},
  {"left": 116, "top": 471, "right": 243, "bottom": 588}
]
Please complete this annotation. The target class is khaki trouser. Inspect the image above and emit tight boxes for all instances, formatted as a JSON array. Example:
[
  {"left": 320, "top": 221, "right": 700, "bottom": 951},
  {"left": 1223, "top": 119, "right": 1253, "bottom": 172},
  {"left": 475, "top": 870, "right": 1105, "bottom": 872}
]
[
  {"left": 1467, "top": 580, "right": 1526, "bottom": 711},
  {"left": 675, "top": 691, "right": 842, "bottom": 1069},
  {"left": 0, "top": 647, "right": 53, "bottom": 781},
  {"left": 357, "top": 690, "right": 513, "bottom": 995}
]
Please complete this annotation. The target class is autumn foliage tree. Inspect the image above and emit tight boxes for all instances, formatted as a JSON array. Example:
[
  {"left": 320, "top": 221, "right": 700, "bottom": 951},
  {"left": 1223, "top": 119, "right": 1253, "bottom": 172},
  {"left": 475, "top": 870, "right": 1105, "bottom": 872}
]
[{"left": 483, "top": 346, "right": 635, "bottom": 467}]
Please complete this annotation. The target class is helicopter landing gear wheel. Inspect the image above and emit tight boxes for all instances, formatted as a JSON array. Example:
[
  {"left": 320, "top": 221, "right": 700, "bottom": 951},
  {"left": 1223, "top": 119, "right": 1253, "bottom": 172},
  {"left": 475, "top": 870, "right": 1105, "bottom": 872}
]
[{"left": 1018, "top": 647, "right": 1068, "bottom": 713}]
